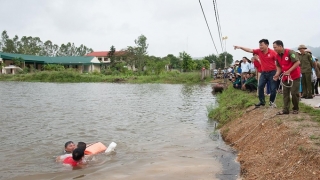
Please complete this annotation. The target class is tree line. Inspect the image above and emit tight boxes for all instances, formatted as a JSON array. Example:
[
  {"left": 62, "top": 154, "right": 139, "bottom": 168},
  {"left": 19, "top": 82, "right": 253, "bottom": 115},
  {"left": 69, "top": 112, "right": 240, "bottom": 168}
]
[
  {"left": 0, "top": 30, "right": 93, "bottom": 56},
  {"left": 108, "top": 34, "right": 233, "bottom": 75},
  {"left": 0, "top": 30, "right": 233, "bottom": 74}
]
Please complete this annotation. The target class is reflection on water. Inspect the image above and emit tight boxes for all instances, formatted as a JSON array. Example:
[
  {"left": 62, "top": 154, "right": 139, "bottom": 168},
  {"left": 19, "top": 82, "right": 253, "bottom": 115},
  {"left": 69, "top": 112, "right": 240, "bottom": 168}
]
[{"left": 0, "top": 82, "right": 238, "bottom": 180}]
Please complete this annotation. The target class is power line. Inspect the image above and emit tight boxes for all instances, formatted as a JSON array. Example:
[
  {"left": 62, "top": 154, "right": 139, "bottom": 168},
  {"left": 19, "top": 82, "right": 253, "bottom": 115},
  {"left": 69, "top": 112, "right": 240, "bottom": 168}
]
[
  {"left": 213, "top": 0, "right": 224, "bottom": 53},
  {"left": 198, "top": 0, "right": 219, "bottom": 55}
]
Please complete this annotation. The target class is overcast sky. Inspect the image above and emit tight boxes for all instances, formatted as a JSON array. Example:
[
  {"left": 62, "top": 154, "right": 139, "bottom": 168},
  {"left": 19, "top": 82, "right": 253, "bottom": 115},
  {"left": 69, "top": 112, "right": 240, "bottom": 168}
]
[{"left": 1, "top": 0, "right": 319, "bottom": 60}]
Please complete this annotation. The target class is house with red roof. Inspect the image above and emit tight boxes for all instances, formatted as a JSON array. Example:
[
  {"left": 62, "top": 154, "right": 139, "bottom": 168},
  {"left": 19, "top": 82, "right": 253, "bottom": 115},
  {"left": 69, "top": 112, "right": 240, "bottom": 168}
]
[
  {"left": 86, "top": 50, "right": 138, "bottom": 71},
  {"left": 85, "top": 51, "right": 126, "bottom": 64}
]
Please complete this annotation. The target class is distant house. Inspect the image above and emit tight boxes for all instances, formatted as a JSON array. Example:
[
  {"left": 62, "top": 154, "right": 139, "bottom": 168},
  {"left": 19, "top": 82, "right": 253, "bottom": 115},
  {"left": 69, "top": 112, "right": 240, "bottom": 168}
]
[
  {"left": 0, "top": 52, "right": 101, "bottom": 74},
  {"left": 86, "top": 51, "right": 138, "bottom": 71},
  {"left": 86, "top": 51, "right": 126, "bottom": 64}
]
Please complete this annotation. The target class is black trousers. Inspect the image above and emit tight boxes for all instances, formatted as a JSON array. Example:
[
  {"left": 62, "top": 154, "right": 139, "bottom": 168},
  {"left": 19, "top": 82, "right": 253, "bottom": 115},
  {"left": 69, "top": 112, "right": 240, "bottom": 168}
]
[
  {"left": 245, "top": 84, "right": 257, "bottom": 92},
  {"left": 315, "top": 78, "right": 320, "bottom": 94}
]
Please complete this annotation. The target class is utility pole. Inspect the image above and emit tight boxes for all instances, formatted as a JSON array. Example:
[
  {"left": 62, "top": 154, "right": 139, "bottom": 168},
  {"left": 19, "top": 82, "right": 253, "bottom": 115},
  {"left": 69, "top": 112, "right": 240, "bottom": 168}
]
[
  {"left": 222, "top": 36, "right": 228, "bottom": 68},
  {"left": 222, "top": 36, "right": 228, "bottom": 83}
]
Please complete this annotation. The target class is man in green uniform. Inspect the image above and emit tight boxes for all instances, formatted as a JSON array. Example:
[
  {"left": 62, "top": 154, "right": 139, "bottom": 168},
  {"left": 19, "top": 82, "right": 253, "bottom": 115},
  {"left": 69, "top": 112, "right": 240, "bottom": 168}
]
[{"left": 297, "top": 45, "right": 314, "bottom": 99}]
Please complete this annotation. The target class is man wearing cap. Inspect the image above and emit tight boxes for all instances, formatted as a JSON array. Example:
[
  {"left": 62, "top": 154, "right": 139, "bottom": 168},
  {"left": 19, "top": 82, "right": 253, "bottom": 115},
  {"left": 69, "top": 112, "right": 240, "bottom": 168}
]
[
  {"left": 273, "top": 40, "right": 300, "bottom": 115},
  {"left": 297, "top": 45, "right": 314, "bottom": 99},
  {"left": 234, "top": 39, "right": 278, "bottom": 107}
]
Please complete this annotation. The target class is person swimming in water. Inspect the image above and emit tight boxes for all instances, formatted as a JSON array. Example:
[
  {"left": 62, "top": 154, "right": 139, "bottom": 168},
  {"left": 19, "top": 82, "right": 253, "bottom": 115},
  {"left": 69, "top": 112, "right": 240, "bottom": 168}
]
[
  {"left": 77, "top": 142, "right": 86, "bottom": 150},
  {"left": 63, "top": 148, "right": 85, "bottom": 167},
  {"left": 56, "top": 141, "right": 80, "bottom": 162},
  {"left": 64, "top": 141, "right": 76, "bottom": 153},
  {"left": 56, "top": 141, "right": 75, "bottom": 162}
]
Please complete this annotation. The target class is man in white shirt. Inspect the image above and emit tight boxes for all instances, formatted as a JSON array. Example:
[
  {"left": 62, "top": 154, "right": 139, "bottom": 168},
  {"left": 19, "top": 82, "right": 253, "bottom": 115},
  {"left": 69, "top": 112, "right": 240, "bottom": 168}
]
[{"left": 241, "top": 57, "right": 250, "bottom": 74}]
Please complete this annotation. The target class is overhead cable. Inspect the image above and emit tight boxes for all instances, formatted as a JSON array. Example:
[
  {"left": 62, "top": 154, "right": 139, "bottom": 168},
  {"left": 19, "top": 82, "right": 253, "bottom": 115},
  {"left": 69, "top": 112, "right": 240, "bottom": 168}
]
[
  {"left": 213, "top": 0, "right": 224, "bottom": 52},
  {"left": 199, "top": 0, "right": 219, "bottom": 54}
]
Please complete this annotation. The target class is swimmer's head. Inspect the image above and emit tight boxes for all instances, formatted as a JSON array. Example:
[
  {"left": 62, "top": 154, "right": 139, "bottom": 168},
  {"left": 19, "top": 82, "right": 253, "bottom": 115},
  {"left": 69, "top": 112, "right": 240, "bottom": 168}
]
[
  {"left": 77, "top": 142, "right": 86, "bottom": 150},
  {"left": 72, "top": 148, "right": 85, "bottom": 162},
  {"left": 64, "top": 141, "right": 76, "bottom": 153}
]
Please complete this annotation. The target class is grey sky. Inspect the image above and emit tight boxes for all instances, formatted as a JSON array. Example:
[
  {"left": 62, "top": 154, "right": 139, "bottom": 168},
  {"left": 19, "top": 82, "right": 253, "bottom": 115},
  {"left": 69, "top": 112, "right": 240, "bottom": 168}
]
[{"left": 1, "top": 0, "right": 319, "bottom": 60}]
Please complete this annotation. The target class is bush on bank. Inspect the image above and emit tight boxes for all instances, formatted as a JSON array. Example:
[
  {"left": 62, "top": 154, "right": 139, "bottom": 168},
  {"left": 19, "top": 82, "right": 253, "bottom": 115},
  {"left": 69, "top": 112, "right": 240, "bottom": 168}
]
[{"left": 0, "top": 69, "right": 211, "bottom": 84}]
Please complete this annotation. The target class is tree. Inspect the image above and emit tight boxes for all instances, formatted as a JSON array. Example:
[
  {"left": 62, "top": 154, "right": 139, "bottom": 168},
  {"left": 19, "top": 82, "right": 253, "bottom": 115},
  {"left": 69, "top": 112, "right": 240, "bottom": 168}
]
[
  {"left": 1, "top": 31, "right": 18, "bottom": 53},
  {"left": 40, "top": 40, "right": 60, "bottom": 56},
  {"left": 202, "top": 59, "right": 210, "bottom": 69},
  {"left": 76, "top": 44, "right": 93, "bottom": 56},
  {"left": 145, "top": 55, "right": 167, "bottom": 75},
  {"left": 180, "top": 51, "right": 194, "bottom": 72},
  {"left": 194, "top": 60, "right": 209, "bottom": 70},
  {"left": 17, "top": 36, "right": 43, "bottom": 55},
  {"left": 218, "top": 52, "right": 233, "bottom": 68},
  {"left": 57, "top": 43, "right": 74, "bottom": 56},
  {"left": 12, "top": 57, "right": 24, "bottom": 67},
  {"left": 163, "top": 54, "right": 181, "bottom": 69},
  {"left": 57, "top": 43, "right": 68, "bottom": 56},
  {"left": 204, "top": 52, "right": 233, "bottom": 69},
  {"left": 124, "top": 46, "right": 137, "bottom": 70},
  {"left": 108, "top": 45, "right": 116, "bottom": 66},
  {"left": 204, "top": 54, "right": 218, "bottom": 63},
  {"left": 40, "top": 40, "right": 53, "bottom": 56},
  {"left": 0, "top": 30, "right": 94, "bottom": 57},
  {"left": 194, "top": 60, "right": 204, "bottom": 70},
  {"left": 134, "top": 34, "right": 148, "bottom": 71}
]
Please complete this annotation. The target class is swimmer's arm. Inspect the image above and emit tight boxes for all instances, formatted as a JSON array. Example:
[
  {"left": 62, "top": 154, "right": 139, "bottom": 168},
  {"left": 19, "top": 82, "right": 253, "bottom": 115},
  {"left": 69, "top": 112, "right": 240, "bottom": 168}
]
[
  {"left": 77, "top": 163, "right": 86, "bottom": 168},
  {"left": 83, "top": 154, "right": 94, "bottom": 162},
  {"left": 55, "top": 156, "right": 61, "bottom": 162},
  {"left": 56, "top": 154, "right": 71, "bottom": 162}
]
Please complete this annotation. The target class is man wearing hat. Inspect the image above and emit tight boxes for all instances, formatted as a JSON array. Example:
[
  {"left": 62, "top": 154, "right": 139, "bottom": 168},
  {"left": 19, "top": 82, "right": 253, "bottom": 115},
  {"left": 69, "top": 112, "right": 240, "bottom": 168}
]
[{"left": 297, "top": 45, "right": 314, "bottom": 99}]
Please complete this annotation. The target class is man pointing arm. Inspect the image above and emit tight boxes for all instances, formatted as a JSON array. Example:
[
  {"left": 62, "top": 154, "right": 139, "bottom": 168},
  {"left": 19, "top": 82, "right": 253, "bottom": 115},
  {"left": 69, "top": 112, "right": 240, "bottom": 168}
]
[{"left": 234, "top": 39, "right": 278, "bottom": 107}]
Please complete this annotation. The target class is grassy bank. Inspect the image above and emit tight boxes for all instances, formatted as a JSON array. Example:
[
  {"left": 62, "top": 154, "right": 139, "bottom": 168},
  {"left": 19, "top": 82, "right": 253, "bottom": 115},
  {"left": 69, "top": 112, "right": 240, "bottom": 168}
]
[
  {"left": 0, "top": 70, "right": 211, "bottom": 84},
  {"left": 208, "top": 84, "right": 320, "bottom": 179},
  {"left": 208, "top": 85, "right": 320, "bottom": 127}
]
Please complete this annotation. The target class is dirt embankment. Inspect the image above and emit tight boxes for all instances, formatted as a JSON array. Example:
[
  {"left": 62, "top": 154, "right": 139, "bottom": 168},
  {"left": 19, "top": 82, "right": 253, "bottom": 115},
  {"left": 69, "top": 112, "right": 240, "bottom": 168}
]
[{"left": 221, "top": 106, "right": 320, "bottom": 180}]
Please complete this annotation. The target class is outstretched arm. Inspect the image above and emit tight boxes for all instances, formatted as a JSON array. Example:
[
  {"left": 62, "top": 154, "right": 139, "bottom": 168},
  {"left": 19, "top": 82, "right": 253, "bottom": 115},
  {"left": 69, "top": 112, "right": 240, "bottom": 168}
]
[{"left": 234, "top": 46, "right": 253, "bottom": 53}]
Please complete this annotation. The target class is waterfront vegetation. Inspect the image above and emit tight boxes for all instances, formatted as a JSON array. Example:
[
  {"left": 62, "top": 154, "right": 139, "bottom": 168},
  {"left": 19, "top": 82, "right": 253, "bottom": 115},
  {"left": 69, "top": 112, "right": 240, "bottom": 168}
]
[
  {"left": 0, "top": 69, "right": 211, "bottom": 84},
  {"left": 0, "top": 31, "right": 234, "bottom": 84}
]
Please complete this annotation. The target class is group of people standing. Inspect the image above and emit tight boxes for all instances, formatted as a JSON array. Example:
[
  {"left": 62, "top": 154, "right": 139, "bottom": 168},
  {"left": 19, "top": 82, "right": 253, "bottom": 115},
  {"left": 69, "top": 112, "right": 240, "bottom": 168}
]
[{"left": 233, "top": 39, "right": 319, "bottom": 115}]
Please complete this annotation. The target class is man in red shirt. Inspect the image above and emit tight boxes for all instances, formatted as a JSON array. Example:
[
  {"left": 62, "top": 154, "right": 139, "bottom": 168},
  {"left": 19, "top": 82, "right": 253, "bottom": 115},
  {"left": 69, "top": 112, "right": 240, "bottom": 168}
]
[
  {"left": 63, "top": 148, "right": 85, "bottom": 167},
  {"left": 272, "top": 40, "right": 300, "bottom": 114},
  {"left": 234, "top": 39, "right": 278, "bottom": 107}
]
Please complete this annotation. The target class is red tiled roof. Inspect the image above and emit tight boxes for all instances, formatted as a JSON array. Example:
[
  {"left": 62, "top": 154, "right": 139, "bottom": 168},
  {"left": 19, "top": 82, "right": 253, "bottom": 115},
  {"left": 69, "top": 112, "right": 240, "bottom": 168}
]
[{"left": 86, "top": 51, "right": 126, "bottom": 57}]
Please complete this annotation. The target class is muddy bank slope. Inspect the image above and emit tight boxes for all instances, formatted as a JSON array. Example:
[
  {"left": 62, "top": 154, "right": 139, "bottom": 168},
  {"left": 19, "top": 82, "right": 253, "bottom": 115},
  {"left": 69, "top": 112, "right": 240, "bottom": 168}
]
[{"left": 210, "top": 85, "right": 320, "bottom": 179}]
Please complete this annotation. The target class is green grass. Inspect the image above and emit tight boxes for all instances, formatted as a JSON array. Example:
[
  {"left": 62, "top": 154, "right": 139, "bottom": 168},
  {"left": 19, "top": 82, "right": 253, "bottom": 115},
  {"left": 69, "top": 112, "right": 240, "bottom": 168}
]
[
  {"left": 274, "top": 94, "right": 320, "bottom": 122},
  {"left": 0, "top": 70, "right": 211, "bottom": 84},
  {"left": 208, "top": 85, "right": 320, "bottom": 127},
  {"left": 310, "top": 135, "right": 319, "bottom": 140},
  {"left": 298, "top": 146, "right": 305, "bottom": 152},
  {"left": 293, "top": 117, "right": 304, "bottom": 122},
  {"left": 276, "top": 118, "right": 283, "bottom": 125},
  {"left": 207, "top": 86, "right": 257, "bottom": 126}
]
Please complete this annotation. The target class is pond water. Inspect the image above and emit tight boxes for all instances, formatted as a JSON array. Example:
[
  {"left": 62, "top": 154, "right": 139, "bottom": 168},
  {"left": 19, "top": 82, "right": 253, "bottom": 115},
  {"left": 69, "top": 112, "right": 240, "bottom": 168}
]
[{"left": 0, "top": 82, "right": 239, "bottom": 180}]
